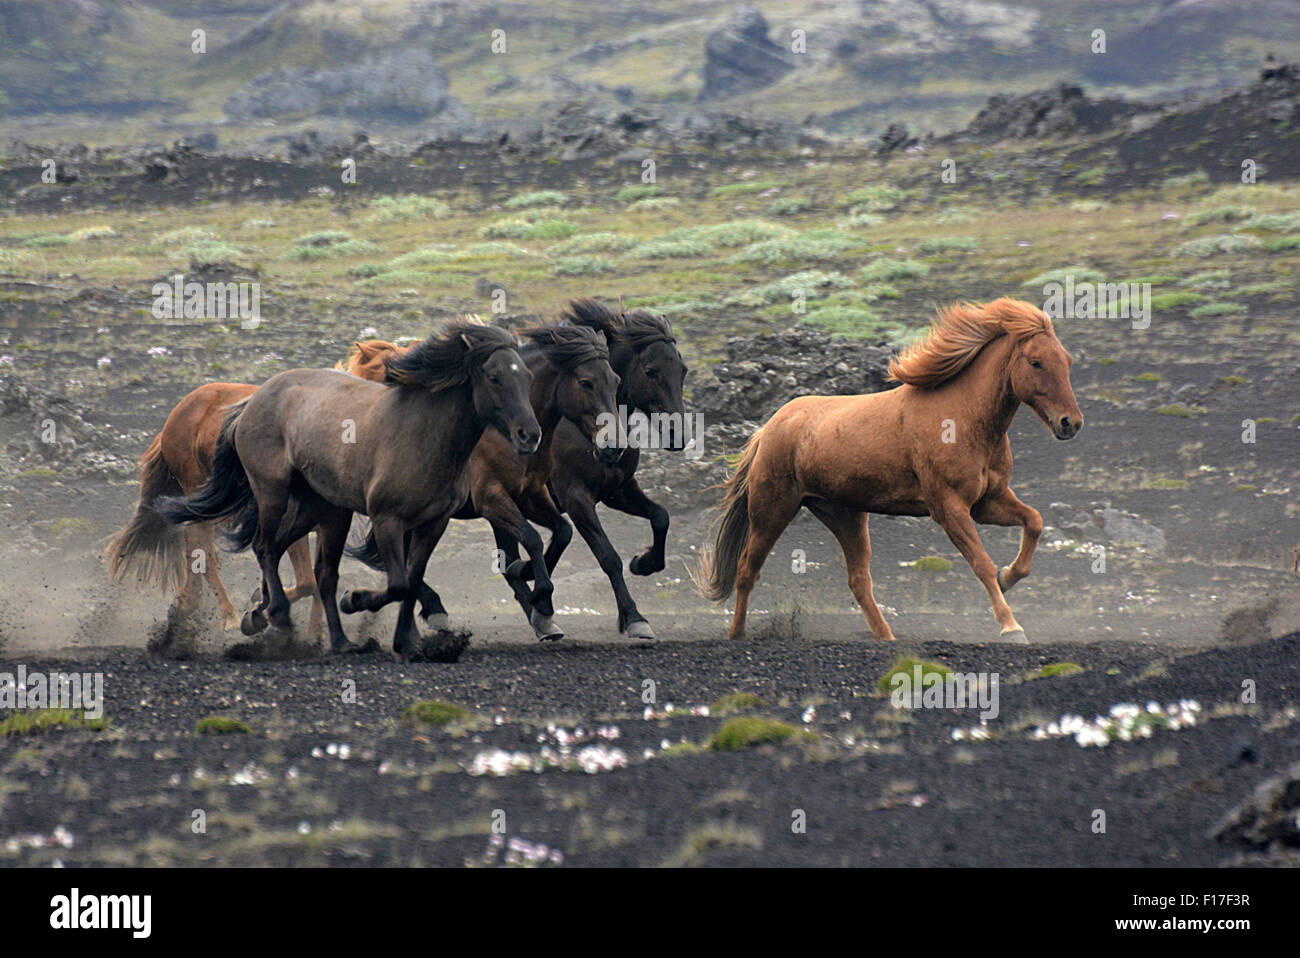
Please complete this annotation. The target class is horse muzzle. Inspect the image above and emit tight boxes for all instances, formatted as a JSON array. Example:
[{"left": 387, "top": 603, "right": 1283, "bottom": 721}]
[{"left": 1051, "top": 414, "right": 1083, "bottom": 440}]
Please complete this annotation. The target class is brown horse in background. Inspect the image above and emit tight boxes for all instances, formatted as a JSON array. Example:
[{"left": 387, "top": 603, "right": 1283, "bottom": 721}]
[
  {"left": 106, "top": 381, "right": 322, "bottom": 636},
  {"left": 695, "top": 298, "right": 1083, "bottom": 643}
]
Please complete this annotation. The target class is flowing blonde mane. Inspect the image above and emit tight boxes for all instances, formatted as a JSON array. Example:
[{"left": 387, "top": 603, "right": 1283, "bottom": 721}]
[{"left": 888, "top": 298, "right": 1056, "bottom": 388}]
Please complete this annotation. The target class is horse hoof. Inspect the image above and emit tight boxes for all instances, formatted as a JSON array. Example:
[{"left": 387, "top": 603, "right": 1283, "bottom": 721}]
[
  {"left": 1000, "top": 627, "right": 1028, "bottom": 644},
  {"left": 530, "top": 609, "right": 564, "bottom": 641},
  {"left": 422, "top": 612, "right": 452, "bottom": 632},
  {"left": 338, "top": 591, "right": 357, "bottom": 614},
  {"left": 629, "top": 555, "right": 660, "bottom": 576},
  {"left": 240, "top": 608, "right": 267, "bottom": 636},
  {"left": 330, "top": 640, "right": 363, "bottom": 655},
  {"left": 503, "top": 559, "right": 529, "bottom": 581},
  {"left": 222, "top": 614, "right": 241, "bottom": 632},
  {"left": 622, "top": 619, "right": 656, "bottom": 640},
  {"left": 997, "top": 566, "right": 1014, "bottom": 592}
]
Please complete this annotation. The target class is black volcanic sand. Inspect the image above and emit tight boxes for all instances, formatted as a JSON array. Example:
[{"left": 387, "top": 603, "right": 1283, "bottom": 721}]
[{"left": 1, "top": 633, "right": 1297, "bottom": 866}]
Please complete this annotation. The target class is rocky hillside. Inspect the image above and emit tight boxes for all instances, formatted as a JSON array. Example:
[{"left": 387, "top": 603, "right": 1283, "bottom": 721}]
[{"left": 5, "top": 0, "right": 1300, "bottom": 152}]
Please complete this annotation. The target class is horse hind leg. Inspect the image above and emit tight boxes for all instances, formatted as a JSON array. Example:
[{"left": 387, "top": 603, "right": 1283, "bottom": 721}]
[
  {"left": 196, "top": 522, "right": 240, "bottom": 631},
  {"left": 807, "top": 504, "right": 896, "bottom": 642},
  {"left": 728, "top": 483, "right": 802, "bottom": 641}
]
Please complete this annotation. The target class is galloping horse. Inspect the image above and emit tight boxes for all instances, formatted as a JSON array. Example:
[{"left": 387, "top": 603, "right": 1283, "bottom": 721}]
[
  {"left": 695, "top": 298, "right": 1083, "bottom": 643},
  {"left": 339, "top": 300, "right": 686, "bottom": 639},
  {"left": 106, "top": 382, "right": 322, "bottom": 636},
  {"left": 158, "top": 320, "right": 541, "bottom": 659},
  {"left": 343, "top": 321, "right": 623, "bottom": 639},
  {"left": 542, "top": 299, "right": 689, "bottom": 639}
]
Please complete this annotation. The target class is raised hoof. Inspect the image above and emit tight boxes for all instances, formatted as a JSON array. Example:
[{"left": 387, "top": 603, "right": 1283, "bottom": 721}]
[
  {"left": 628, "top": 554, "right": 662, "bottom": 577},
  {"left": 422, "top": 612, "right": 452, "bottom": 633},
  {"left": 240, "top": 608, "right": 268, "bottom": 636},
  {"left": 503, "top": 559, "right": 530, "bottom": 582},
  {"left": 248, "top": 587, "right": 263, "bottom": 608},
  {"left": 997, "top": 566, "right": 1014, "bottom": 592},
  {"left": 338, "top": 590, "right": 358, "bottom": 615},
  {"left": 530, "top": 609, "right": 564, "bottom": 642},
  {"left": 622, "top": 619, "right": 656, "bottom": 640},
  {"left": 1000, "top": 627, "right": 1029, "bottom": 645}
]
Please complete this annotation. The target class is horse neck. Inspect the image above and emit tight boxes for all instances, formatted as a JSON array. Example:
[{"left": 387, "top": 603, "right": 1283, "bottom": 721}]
[
  {"left": 944, "top": 335, "right": 1020, "bottom": 442},
  {"left": 419, "top": 383, "right": 488, "bottom": 469},
  {"left": 608, "top": 341, "right": 637, "bottom": 409},
  {"left": 526, "top": 361, "right": 565, "bottom": 460}
]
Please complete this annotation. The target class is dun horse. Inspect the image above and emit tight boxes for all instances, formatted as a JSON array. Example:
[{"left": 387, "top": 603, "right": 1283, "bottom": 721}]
[
  {"left": 158, "top": 321, "right": 541, "bottom": 659},
  {"left": 106, "top": 382, "right": 322, "bottom": 636},
  {"left": 695, "top": 298, "right": 1083, "bottom": 643},
  {"left": 344, "top": 321, "right": 622, "bottom": 639}
]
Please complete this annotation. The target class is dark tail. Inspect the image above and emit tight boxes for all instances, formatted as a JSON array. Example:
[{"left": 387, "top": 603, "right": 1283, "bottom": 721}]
[
  {"left": 691, "top": 429, "right": 761, "bottom": 601},
  {"left": 105, "top": 432, "right": 187, "bottom": 594},
  {"left": 155, "top": 400, "right": 258, "bottom": 551},
  {"left": 344, "top": 519, "right": 384, "bottom": 570}
]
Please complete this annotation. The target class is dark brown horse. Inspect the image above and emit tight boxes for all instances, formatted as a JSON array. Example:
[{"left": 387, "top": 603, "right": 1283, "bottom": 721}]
[
  {"left": 537, "top": 299, "right": 689, "bottom": 639},
  {"left": 695, "top": 298, "right": 1083, "bottom": 643},
  {"left": 345, "top": 321, "right": 623, "bottom": 639},
  {"left": 158, "top": 320, "right": 541, "bottom": 659},
  {"left": 106, "top": 381, "right": 322, "bottom": 636}
]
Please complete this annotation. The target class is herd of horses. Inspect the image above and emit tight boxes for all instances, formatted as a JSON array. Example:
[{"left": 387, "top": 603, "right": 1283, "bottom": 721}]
[{"left": 106, "top": 295, "right": 1083, "bottom": 658}]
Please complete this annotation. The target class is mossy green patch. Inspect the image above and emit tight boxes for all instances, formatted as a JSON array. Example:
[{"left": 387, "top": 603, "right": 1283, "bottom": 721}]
[
  {"left": 404, "top": 700, "right": 469, "bottom": 726},
  {"left": 196, "top": 716, "right": 252, "bottom": 735},
  {"left": 711, "top": 692, "right": 766, "bottom": 716},
  {"left": 878, "top": 657, "right": 954, "bottom": 694},
  {"left": 709, "top": 717, "right": 807, "bottom": 751}
]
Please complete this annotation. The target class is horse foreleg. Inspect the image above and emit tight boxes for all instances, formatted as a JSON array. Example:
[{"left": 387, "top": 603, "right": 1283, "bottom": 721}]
[
  {"left": 808, "top": 504, "right": 895, "bottom": 642},
  {"left": 392, "top": 519, "right": 446, "bottom": 660},
  {"left": 563, "top": 488, "right": 651, "bottom": 638},
  {"left": 481, "top": 490, "right": 561, "bottom": 640},
  {"left": 973, "top": 488, "right": 1043, "bottom": 594},
  {"left": 313, "top": 510, "right": 360, "bottom": 654},
  {"left": 930, "top": 495, "right": 1025, "bottom": 641},
  {"left": 606, "top": 479, "right": 669, "bottom": 576}
]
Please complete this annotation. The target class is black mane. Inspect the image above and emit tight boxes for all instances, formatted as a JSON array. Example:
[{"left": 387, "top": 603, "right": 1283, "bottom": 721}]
[
  {"left": 384, "top": 319, "right": 514, "bottom": 391},
  {"left": 519, "top": 322, "right": 609, "bottom": 372},
  {"left": 559, "top": 297, "right": 676, "bottom": 352}
]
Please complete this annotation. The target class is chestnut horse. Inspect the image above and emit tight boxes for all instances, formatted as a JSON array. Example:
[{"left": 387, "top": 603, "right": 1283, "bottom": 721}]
[
  {"left": 158, "top": 320, "right": 542, "bottom": 659},
  {"left": 106, "top": 382, "right": 322, "bottom": 636},
  {"left": 695, "top": 298, "right": 1083, "bottom": 643}
]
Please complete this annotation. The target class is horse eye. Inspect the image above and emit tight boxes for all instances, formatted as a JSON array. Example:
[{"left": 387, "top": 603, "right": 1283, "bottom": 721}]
[
  {"left": 1030, "top": 360, "right": 1043, "bottom": 369},
  {"left": 644, "top": 368, "right": 658, "bottom": 379},
  {"left": 579, "top": 379, "right": 594, "bottom": 390}
]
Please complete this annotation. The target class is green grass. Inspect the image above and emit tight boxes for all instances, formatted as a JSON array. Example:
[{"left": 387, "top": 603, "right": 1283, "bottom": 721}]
[
  {"left": 708, "top": 180, "right": 789, "bottom": 197},
  {"left": 0, "top": 709, "right": 107, "bottom": 737},
  {"left": 615, "top": 184, "right": 663, "bottom": 204},
  {"left": 503, "top": 189, "right": 567, "bottom": 209},
  {"left": 1133, "top": 372, "right": 1162, "bottom": 382},
  {"left": 1189, "top": 301, "right": 1247, "bottom": 319},
  {"left": 1172, "top": 234, "right": 1261, "bottom": 258},
  {"left": 1150, "top": 291, "right": 1206, "bottom": 311},
  {"left": 915, "top": 236, "right": 977, "bottom": 255},
  {"left": 404, "top": 700, "right": 469, "bottom": 726},
  {"left": 711, "top": 693, "right": 767, "bottom": 716},
  {"left": 367, "top": 194, "right": 451, "bottom": 221},
  {"left": 196, "top": 716, "right": 252, "bottom": 735},
  {"left": 554, "top": 255, "right": 617, "bottom": 275},
  {"left": 844, "top": 185, "right": 909, "bottom": 212},
  {"left": 911, "top": 555, "right": 954, "bottom": 572},
  {"left": 1036, "top": 662, "right": 1084, "bottom": 679},
  {"left": 859, "top": 257, "right": 929, "bottom": 282},
  {"left": 878, "top": 657, "right": 955, "bottom": 694},
  {"left": 709, "top": 717, "right": 808, "bottom": 751},
  {"left": 1147, "top": 478, "right": 1190, "bottom": 489}
]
